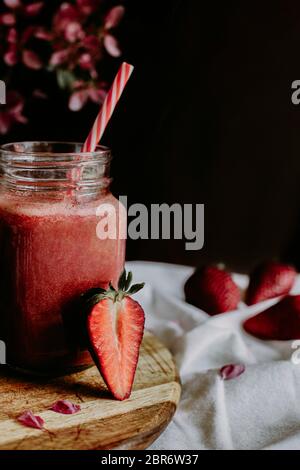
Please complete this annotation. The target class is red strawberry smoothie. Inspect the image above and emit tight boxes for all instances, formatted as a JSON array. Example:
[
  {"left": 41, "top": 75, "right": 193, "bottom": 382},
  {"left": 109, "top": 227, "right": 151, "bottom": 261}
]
[{"left": 0, "top": 191, "right": 125, "bottom": 373}]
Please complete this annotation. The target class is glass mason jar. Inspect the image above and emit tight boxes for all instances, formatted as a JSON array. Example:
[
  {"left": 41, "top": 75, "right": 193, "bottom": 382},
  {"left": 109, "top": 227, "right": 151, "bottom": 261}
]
[{"left": 0, "top": 142, "right": 126, "bottom": 375}]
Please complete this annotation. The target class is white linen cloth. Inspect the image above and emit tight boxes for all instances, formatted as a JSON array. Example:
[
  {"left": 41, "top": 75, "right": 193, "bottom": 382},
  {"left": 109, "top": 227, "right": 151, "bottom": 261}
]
[{"left": 126, "top": 260, "right": 300, "bottom": 450}]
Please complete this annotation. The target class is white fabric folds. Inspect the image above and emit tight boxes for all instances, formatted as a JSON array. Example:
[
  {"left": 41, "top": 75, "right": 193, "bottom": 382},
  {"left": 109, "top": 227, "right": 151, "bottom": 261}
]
[{"left": 126, "top": 261, "right": 300, "bottom": 450}]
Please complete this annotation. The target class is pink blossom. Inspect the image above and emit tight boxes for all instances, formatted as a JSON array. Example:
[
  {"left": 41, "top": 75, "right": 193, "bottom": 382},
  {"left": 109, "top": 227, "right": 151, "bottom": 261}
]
[
  {"left": 22, "top": 50, "right": 42, "bottom": 69},
  {"left": 76, "top": 0, "right": 100, "bottom": 16},
  {"left": 0, "top": 13, "right": 16, "bottom": 25},
  {"left": 50, "top": 49, "right": 70, "bottom": 66},
  {"left": 69, "top": 90, "right": 89, "bottom": 111},
  {"left": 103, "top": 34, "right": 121, "bottom": 57},
  {"left": 82, "top": 35, "right": 100, "bottom": 50},
  {"left": 4, "top": 46, "right": 18, "bottom": 66},
  {"left": 69, "top": 83, "right": 106, "bottom": 111},
  {"left": 78, "top": 52, "right": 93, "bottom": 70},
  {"left": 65, "top": 22, "right": 84, "bottom": 43},
  {"left": 0, "top": 91, "right": 27, "bottom": 135},
  {"left": 0, "top": 0, "right": 125, "bottom": 130},
  {"left": 7, "top": 28, "right": 17, "bottom": 43},
  {"left": 53, "top": 3, "right": 81, "bottom": 34},
  {"left": 4, "top": 0, "right": 21, "bottom": 9},
  {"left": 104, "top": 5, "right": 125, "bottom": 30},
  {"left": 88, "top": 87, "right": 106, "bottom": 104},
  {"left": 103, "top": 6, "right": 124, "bottom": 57},
  {"left": 34, "top": 28, "right": 53, "bottom": 41},
  {"left": 21, "top": 25, "right": 37, "bottom": 43},
  {"left": 24, "top": 2, "right": 44, "bottom": 16}
]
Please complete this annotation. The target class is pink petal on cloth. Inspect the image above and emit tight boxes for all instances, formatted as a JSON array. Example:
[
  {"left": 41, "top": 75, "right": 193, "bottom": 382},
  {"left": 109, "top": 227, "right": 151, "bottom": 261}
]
[
  {"left": 220, "top": 364, "right": 245, "bottom": 381},
  {"left": 103, "top": 34, "right": 121, "bottom": 57},
  {"left": 50, "top": 400, "right": 81, "bottom": 414},
  {"left": 105, "top": 5, "right": 125, "bottom": 29},
  {"left": 69, "top": 90, "right": 88, "bottom": 111},
  {"left": 0, "top": 13, "right": 16, "bottom": 25},
  {"left": 22, "top": 50, "right": 42, "bottom": 69},
  {"left": 3, "top": 0, "right": 20, "bottom": 9},
  {"left": 17, "top": 411, "right": 44, "bottom": 430},
  {"left": 24, "top": 2, "right": 44, "bottom": 16}
]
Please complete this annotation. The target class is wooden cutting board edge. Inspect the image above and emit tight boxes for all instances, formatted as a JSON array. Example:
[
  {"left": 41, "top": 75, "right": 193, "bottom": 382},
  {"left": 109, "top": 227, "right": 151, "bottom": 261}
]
[{"left": 0, "top": 331, "right": 181, "bottom": 450}]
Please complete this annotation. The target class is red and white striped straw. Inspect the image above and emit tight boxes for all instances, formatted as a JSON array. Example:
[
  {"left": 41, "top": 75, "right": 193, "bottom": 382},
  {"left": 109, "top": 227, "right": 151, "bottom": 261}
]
[{"left": 82, "top": 62, "right": 134, "bottom": 152}]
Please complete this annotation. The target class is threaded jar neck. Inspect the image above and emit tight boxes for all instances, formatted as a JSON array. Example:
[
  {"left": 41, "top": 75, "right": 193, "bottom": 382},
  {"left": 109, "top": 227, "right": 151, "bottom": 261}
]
[{"left": 0, "top": 142, "right": 112, "bottom": 200}]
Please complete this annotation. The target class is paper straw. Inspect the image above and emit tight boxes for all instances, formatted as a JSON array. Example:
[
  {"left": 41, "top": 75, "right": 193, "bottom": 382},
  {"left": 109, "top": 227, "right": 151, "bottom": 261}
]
[{"left": 82, "top": 62, "right": 134, "bottom": 152}]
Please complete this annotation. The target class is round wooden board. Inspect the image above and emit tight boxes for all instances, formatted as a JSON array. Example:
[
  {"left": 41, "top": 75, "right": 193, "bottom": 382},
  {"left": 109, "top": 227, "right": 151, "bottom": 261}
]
[{"left": 0, "top": 331, "right": 181, "bottom": 450}]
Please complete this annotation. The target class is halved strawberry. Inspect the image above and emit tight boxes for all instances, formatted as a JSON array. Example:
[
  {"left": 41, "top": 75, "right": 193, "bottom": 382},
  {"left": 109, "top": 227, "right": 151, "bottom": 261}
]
[{"left": 83, "top": 271, "right": 145, "bottom": 400}]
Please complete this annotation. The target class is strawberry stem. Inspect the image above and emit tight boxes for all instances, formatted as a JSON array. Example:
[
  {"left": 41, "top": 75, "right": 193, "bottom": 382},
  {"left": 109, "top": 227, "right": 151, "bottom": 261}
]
[{"left": 82, "top": 270, "right": 145, "bottom": 309}]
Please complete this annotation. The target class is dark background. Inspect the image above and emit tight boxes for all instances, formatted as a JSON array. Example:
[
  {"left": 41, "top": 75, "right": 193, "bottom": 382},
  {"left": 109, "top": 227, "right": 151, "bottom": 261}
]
[{"left": 2, "top": 0, "right": 300, "bottom": 272}]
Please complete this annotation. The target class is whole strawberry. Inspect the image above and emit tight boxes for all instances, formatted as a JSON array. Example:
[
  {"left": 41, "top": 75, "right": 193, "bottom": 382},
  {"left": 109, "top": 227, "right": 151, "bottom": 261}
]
[
  {"left": 243, "top": 295, "right": 300, "bottom": 340},
  {"left": 82, "top": 270, "right": 145, "bottom": 401},
  {"left": 184, "top": 265, "right": 240, "bottom": 315},
  {"left": 246, "top": 262, "right": 296, "bottom": 306}
]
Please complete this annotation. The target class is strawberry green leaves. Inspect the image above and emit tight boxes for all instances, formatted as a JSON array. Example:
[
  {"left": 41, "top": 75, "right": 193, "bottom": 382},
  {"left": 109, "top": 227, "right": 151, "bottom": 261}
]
[
  {"left": 116, "top": 269, "right": 144, "bottom": 299},
  {"left": 82, "top": 270, "right": 145, "bottom": 308}
]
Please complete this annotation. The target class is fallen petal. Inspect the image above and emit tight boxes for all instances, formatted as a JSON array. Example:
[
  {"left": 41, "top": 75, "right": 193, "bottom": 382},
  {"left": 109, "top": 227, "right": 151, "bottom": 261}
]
[
  {"left": 50, "top": 400, "right": 81, "bottom": 414},
  {"left": 220, "top": 364, "right": 245, "bottom": 380},
  {"left": 17, "top": 411, "right": 44, "bottom": 430}
]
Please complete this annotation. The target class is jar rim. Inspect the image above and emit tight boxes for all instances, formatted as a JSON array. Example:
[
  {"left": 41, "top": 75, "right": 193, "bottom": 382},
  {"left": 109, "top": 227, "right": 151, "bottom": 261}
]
[{"left": 0, "top": 141, "right": 111, "bottom": 163}]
